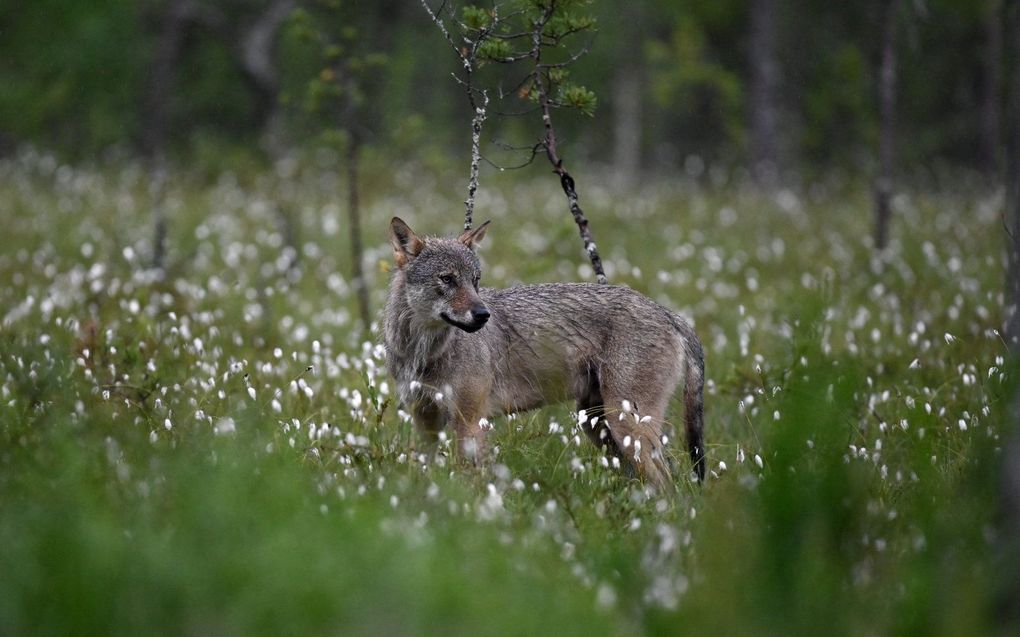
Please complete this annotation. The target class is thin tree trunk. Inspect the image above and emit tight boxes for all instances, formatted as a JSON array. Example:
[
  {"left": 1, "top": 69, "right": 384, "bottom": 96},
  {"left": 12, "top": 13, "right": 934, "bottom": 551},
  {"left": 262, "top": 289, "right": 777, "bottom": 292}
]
[
  {"left": 1003, "top": 5, "right": 1020, "bottom": 620},
  {"left": 984, "top": 0, "right": 1004, "bottom": 176},
  {"left": 150, "top": 160, "right": 168, "bottom": 271},
  {"left": 1004, "top": 405, "right": 1020, "bottom": 623},
  {"left": 749, "top": 0, "right": 780, "bottom": 186},
  {"left": 141, "top": 0, "right": 224, "bottom": 155},
  {"left": 347, "top": 137, "right": 371, "bottom": 334},
  {"left": 140, "top": 0, "right": 222, "bottom": 270},
  {"left": 873, "top": 0, "right": 900, "bottom": 252},
  {"left": 141, "top": 1, "right": 189, "bottom": 158},
  {"left": 238, "top": 0, "right": 294, "bottom": 158},
  {"left": 237, "top": 0, "right": 298, "bottom": 275},
  {"left": 1006, "top": 0, "right": 1020, "bottom": 349},
  {"left": 612, "top": 67, "right": 642, "bottom": 187},
  {"left": 141, "top": 0, "right": 192, "bottom": 270},
  {"left": 463, "top": 90, "right": 487, "bottom": 232}
]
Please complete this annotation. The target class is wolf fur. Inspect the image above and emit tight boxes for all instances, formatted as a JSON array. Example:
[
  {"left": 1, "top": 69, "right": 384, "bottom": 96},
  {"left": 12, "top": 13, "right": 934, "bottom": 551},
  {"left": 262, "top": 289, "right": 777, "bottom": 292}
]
[{"left": 383, "top": 217, "right": 705, "bottom": 491}]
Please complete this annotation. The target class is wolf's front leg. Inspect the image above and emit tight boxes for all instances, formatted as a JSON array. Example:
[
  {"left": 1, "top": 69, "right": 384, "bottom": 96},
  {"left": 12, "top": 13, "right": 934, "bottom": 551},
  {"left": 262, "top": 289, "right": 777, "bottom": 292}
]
[
  {"left": 450, "top": 387, "right": 491, "bottom": 465},
  {"left": 409, "top": 398, "right": 445, "bottom": 448},
  {"left": 454, "top": 418, "right": 489, "bottom": 464}
]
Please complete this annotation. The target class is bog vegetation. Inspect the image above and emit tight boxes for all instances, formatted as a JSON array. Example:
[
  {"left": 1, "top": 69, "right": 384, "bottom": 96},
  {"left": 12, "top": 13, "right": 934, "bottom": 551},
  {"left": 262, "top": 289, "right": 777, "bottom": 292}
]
[
  {"left": 0, "top": 148, "right": 1013, "bottom": 634},
  {"left": 2, "top": 0, "right": 1019, "bottom": 632}
]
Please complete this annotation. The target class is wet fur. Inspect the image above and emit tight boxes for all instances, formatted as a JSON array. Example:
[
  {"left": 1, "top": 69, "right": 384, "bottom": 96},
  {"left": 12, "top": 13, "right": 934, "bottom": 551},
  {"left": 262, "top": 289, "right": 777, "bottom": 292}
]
[{"left": 383, "top": 217, "right": 706, "bottom": 491}]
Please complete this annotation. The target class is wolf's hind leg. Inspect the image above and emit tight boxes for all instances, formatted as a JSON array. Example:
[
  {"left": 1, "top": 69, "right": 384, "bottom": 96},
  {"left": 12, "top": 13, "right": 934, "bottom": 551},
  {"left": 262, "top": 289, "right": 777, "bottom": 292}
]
[
  {"left": 574, "top": 361, "right": 627, "bottom": 466},
  {"left": 600, "top": 393, "right": 675, "bottom": 493}
]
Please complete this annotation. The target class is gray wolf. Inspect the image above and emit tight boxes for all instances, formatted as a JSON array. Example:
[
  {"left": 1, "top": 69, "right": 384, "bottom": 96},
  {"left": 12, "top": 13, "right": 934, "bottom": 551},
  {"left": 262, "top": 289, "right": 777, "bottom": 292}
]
[{"left": 383, "top": 217, "right": 705, "bottom": 491}]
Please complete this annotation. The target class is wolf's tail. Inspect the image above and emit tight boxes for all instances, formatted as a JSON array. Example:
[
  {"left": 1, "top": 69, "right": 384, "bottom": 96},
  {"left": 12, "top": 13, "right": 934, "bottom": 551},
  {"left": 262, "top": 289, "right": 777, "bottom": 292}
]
[{"left": 674, "top": 317, "right": 706, "bottom": 482}]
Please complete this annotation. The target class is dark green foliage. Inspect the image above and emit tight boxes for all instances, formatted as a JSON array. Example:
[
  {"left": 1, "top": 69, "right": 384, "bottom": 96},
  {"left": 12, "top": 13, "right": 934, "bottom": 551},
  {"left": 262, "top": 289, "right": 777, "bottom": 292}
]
[
  {"left": 0, "top": 1, "right": 1004, "bottom": 172},
  {"left": 281, "top": 2, "right": 389, "bottom": 149},
  {"left": 557, "top": 84, "right": 597, "bottom": 116},
  {"left": 0, "top": 0, "right": 146, "bottom": 152}
]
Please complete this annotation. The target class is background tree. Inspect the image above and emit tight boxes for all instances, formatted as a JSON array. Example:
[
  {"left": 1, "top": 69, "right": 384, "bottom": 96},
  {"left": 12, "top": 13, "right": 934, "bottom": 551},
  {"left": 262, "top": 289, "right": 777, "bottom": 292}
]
[
  {"left": 424, "top": 0, "right": 607, "bottom": 283},
  {"left": 643, "top": 2, "right": 744, "bottom": 171},
  {"left": 609, "top": 5, "right": 646, "bottom": 186},
  {"left": 141, "top": 0, "right": 194, "bottom": 270},
  {"left": 873, "top": 0, "right": 900, "bottom": 253},
  {"left": 982, "top": 0, "right": 1003, "bottom": 176},
  {"left": 0, "top": 1, "right": 1004, "bottom": 181},
  {"left": 1006, "top": 0, "right": 1020, "bottom": 349},
  {"left": 237, "top": 0, "right": 297, "bottom": 158},
  {"left": 140, "top": 0, "right": 201, "bottom": 161},
  {"left": 1002, "top": 0, "right": 1020, "bottom": 619},
  {"left": 285, "top": 0, "right": 393, "bottom": 333},
  {"left": 749, "top": 0, "right": 780, "bottom": 186}
]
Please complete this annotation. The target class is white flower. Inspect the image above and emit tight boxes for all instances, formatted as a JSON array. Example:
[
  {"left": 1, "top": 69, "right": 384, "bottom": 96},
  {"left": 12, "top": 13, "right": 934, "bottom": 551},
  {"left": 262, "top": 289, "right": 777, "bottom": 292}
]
[
  {"left": 596, "top": 584, "right": 617, "bottom": 609},
  {"left": 215, "top": 417, "right": 236, "bottom": 436}
]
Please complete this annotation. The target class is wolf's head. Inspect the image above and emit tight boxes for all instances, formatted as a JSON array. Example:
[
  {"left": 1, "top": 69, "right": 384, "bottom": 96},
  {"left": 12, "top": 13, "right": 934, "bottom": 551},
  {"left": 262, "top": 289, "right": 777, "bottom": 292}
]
[{"left": 389, "top": 217, "right": 491, "bottom": 333}]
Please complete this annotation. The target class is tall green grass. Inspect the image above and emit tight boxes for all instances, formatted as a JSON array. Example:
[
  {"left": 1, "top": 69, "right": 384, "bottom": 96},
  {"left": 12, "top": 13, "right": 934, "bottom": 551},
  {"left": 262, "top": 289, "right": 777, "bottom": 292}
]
[{"left": 0, "top": 149, "right": 1014, "bottom": 634}]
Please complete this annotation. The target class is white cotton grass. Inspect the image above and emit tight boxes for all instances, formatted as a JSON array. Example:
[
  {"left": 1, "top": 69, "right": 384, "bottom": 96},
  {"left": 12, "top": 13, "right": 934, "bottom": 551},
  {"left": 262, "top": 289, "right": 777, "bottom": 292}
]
[{"left": 2, "top": 152, "right": 1002, "bottom": 621}]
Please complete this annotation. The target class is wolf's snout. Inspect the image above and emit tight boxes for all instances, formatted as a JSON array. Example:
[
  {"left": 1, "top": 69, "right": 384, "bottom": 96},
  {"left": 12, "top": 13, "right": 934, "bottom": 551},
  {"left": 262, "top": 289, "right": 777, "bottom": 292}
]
[
  {"left": 471, "top": 305, "right": 490, "bottom": 325},
  {"left": 439, "top": 302, "right": 490, "bottom": 333}
]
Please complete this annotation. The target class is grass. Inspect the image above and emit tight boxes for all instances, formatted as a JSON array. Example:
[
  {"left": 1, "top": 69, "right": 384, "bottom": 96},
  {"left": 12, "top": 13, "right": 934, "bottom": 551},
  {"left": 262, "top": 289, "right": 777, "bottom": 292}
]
[{"left": 0, "top": 147, "right": 1016, "bottom": 635}]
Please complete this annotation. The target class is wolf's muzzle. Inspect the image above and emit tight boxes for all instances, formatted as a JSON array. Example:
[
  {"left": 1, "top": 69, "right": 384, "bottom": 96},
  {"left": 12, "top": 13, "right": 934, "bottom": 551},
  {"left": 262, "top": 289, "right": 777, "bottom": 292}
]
[
  {"left": 440, "top": 304, "right": 490, "bottom": 333},
  {"left": 470, "top": 305, "right": 490, "bottom": 325}
]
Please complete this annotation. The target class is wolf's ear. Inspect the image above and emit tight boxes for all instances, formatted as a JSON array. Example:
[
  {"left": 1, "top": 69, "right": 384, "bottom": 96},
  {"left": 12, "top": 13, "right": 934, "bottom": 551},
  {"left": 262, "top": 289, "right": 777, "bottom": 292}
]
[
  {"left": 457, "top": 220, "right": 490, "bottom": 252},
  {"left": 390, "top": 217, "right": 424, "bottom": 267}
]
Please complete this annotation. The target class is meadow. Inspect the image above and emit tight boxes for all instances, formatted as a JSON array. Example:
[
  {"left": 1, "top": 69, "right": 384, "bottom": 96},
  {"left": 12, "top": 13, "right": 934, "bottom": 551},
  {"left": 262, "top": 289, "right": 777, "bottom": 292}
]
[{"left": 0, "top": 147, "right": 1014, "bottom": 635}]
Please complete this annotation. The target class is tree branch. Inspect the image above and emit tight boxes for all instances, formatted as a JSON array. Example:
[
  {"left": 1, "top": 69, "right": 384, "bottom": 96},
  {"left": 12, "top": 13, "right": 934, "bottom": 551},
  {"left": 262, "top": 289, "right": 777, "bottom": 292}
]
[
  {"left": 464, "top": 90, "right": 489, "bottom": 231},
  {"left": 529, "top": 1, "right": 606, "bottom": 284},
  {"left": 421, "top": 0, "right": 492, "bottom": 230}
]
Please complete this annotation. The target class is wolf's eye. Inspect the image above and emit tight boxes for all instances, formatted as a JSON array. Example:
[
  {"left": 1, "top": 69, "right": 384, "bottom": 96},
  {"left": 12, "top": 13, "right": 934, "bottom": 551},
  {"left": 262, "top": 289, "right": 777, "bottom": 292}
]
[
  {"left": 473, "top": 275, "right": 480, "bottom": 289},
  {"left": 439, "top": 274, "right": 456, "bottom": 286}
]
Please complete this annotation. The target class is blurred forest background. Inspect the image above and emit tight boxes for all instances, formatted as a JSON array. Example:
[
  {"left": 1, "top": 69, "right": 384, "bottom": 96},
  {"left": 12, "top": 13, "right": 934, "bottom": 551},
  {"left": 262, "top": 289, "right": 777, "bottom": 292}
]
[{"left": 0, "top": 0, "right": 1009, "bottom": 183}]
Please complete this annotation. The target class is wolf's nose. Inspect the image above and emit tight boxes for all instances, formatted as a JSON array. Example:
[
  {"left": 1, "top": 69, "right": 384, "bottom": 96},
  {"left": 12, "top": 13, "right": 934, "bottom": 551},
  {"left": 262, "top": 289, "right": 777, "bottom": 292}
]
[{"left": 471, "top": 306, "right": 490, "bottom": 323}]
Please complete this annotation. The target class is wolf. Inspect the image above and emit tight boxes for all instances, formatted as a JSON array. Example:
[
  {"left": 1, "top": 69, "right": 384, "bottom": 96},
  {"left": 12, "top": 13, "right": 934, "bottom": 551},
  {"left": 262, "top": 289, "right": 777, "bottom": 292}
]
[{"left": 383, "top": 217, "right": 705, "bottom": 491}]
